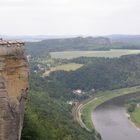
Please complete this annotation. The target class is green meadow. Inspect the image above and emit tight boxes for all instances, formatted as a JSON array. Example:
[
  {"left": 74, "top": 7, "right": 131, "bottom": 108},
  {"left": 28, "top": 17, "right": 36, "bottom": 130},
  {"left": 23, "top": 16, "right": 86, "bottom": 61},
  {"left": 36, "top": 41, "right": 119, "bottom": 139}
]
[
  {"left": 50, "top": 49, "right": 140, "bottom": 59},
  {"left": 130, "top": 104, "right": 140, "bottom": 128},
  {"left": 43, "top": 63, "right": 83, "bottom": 76}
]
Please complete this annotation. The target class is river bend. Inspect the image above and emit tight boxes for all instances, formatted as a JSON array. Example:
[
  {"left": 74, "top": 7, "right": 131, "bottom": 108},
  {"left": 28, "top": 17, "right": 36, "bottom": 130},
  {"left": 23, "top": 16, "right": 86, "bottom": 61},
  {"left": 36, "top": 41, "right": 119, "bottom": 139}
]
[{"left": 93, "top": 92, "right": 140, "bottom": 140}]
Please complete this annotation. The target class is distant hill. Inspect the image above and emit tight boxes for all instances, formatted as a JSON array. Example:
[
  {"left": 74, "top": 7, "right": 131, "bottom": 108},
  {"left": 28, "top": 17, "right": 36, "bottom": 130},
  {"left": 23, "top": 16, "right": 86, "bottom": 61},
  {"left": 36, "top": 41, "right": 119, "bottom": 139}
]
[
  {"left": 108, "top": 35, "right": 140, "bottom": 45},
  {"left": 26, "top": 35, "right": 140, "bottom": 57},
  {"left": 1, "top": 34, "right": 140, "bottom": 44},
  {"left": 25, "top": 36, "right": 112, "bottom": 56}
]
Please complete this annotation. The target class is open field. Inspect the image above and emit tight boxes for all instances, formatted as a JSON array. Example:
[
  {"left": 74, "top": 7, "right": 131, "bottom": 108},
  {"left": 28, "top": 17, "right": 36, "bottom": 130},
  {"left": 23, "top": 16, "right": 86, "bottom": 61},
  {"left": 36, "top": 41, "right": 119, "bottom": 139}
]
[
  {"left": 130, "top": 104, "right": 140, "bottom": 128},
  {"left": 43, "top": 63, "right": 83, "bottom": 76},
  {"left": 79, "top": 86, "right": 140, "bottom": 131},
  {"left": 50, "top": 49, "right": 140, "bottom": 59}
]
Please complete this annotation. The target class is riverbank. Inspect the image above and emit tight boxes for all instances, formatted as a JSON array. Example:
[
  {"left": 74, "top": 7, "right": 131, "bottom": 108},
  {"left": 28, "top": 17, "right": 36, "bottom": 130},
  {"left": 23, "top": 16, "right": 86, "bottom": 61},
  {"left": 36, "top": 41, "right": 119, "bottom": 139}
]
[
  {"left": 80, "top": 86, "right": 140, "bottom": 131},
  {"left": 130, "top": 104, "right": 140, "bottom": 129}
]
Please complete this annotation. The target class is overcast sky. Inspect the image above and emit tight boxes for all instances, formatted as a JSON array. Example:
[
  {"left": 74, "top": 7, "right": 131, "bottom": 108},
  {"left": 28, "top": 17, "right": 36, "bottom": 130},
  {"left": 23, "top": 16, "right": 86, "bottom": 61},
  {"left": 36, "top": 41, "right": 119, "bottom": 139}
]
[{"left": 0, "top": 0, "right": 140, "bottom": 36}]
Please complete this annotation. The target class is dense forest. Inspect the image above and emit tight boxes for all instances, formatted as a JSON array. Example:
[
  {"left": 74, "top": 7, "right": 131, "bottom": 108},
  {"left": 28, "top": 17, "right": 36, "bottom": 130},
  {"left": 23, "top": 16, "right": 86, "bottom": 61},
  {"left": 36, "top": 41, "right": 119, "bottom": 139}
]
[{"left": 48, "top": 54, "right": 140, "bottom": 91}]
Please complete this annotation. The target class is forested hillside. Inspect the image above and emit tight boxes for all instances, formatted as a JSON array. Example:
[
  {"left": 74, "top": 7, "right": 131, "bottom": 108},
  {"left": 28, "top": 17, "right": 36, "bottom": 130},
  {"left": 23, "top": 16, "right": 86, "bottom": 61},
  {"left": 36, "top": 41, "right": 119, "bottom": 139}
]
[
  {"left": 48, "top": 54, "right": 140, "bottom": 91},
  {"left": 21, "top": 65, "right": 98, "bottom": 140},
  {"left": 25, "top": 37, "right": 112, "bottom": 57}
]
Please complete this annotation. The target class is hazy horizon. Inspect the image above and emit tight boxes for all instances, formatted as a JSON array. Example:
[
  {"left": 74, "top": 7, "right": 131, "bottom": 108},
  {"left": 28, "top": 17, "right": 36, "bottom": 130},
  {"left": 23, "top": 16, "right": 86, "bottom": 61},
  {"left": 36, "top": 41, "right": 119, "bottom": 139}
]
[{"left": 0, "top": 33, "right": 140, "bottom": 37}]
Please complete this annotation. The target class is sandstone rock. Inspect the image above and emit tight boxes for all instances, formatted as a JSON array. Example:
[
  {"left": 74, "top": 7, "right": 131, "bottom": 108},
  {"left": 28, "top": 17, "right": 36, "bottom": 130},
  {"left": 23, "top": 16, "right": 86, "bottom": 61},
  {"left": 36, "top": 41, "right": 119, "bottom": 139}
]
[{"left": 0, "top": 39, "right": 29, "bottom": 140}]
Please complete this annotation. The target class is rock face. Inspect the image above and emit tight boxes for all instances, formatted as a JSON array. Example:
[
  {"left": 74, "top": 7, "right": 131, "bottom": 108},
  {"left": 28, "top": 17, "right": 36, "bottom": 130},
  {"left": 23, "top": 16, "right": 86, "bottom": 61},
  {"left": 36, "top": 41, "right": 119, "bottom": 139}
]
[{"left": 0, "top": 39, "right": 29, "bottom": 140}]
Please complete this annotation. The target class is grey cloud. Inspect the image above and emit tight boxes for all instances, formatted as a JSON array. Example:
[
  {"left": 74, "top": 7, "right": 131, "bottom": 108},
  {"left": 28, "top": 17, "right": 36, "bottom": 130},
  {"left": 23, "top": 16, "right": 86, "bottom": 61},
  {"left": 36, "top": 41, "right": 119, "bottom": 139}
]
[{"left": 0, "top": 0, "right": 140, "bottom": 35}]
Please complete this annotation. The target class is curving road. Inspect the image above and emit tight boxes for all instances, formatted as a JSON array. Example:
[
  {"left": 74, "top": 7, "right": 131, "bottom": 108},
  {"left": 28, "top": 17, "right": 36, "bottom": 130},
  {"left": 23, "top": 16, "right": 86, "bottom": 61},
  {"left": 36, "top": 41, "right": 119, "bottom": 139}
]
[{"left": 92, "top": 93, "right": 140, "bottom": 140}]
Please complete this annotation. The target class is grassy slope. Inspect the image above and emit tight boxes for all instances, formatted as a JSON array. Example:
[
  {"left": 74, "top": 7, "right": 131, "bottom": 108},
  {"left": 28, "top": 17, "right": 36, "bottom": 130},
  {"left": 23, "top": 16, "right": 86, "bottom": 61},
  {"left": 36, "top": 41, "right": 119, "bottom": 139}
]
[
  {"left": 43, "top": 63, "right": 83, "bottom": 76},
  {"left": 80, "top": 86, "right": 140, "bottom": 131},
  {"left": 50, "top": 50, "right": 140, "bottom": 59},
  {"left": 130, "top": 104, "right": 140, "bottom": 128}
]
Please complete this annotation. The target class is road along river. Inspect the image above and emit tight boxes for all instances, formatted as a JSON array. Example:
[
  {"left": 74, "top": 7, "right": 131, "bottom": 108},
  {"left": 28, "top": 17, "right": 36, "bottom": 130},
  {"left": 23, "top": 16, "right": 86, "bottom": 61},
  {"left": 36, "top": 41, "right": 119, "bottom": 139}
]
[{"left": 93, "top": 92, "right": 140, "bottom": 140}]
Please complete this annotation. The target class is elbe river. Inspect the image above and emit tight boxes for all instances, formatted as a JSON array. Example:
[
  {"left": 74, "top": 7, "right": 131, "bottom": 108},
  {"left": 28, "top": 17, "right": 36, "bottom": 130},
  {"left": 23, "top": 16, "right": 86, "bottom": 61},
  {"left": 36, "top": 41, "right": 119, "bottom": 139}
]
[{"left": 93, "top": 92, "right": 140, "bottom": 140}]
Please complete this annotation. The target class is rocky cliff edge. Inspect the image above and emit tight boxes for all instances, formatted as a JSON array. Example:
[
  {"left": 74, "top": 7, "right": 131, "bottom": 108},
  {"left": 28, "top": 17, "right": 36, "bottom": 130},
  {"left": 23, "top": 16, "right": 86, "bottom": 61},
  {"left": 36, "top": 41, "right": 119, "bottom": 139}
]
[{"left": 0, "top": 39, "right": 29, "bottom": 140}]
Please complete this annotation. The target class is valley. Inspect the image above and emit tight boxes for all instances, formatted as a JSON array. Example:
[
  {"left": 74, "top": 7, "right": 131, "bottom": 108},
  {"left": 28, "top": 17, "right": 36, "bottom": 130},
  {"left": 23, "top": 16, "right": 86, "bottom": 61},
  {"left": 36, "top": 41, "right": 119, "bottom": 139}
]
[{"left": 22, "top": 36, "right": 140, "bottom": 140}]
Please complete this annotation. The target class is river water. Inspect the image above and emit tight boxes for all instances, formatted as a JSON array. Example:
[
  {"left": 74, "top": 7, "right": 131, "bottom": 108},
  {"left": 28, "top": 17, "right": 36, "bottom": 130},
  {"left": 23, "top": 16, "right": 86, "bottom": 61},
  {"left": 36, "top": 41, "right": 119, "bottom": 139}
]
[{"left": 92, "top": 92, "right": 140, "bottom": 140}]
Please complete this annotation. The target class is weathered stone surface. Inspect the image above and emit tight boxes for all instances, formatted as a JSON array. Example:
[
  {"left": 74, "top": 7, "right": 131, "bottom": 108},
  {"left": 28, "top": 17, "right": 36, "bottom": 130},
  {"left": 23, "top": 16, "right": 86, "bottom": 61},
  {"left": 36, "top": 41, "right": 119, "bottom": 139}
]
[{"left": 0, "top": 39, "right": 29, "bottom": 140}]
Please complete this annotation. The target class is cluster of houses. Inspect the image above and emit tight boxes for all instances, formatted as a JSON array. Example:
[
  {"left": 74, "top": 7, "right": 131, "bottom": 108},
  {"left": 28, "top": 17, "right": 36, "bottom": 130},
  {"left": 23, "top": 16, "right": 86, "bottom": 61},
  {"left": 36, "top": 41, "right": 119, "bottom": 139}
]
[
  {"left": 66, "top": 89, "right": 83, "bottom": 106},
  {"left": 33, "top": 63, "right": 51, "bottom": 74},
  {"left": 67, "top": 88, "right": 95, "bottom": 106}
]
